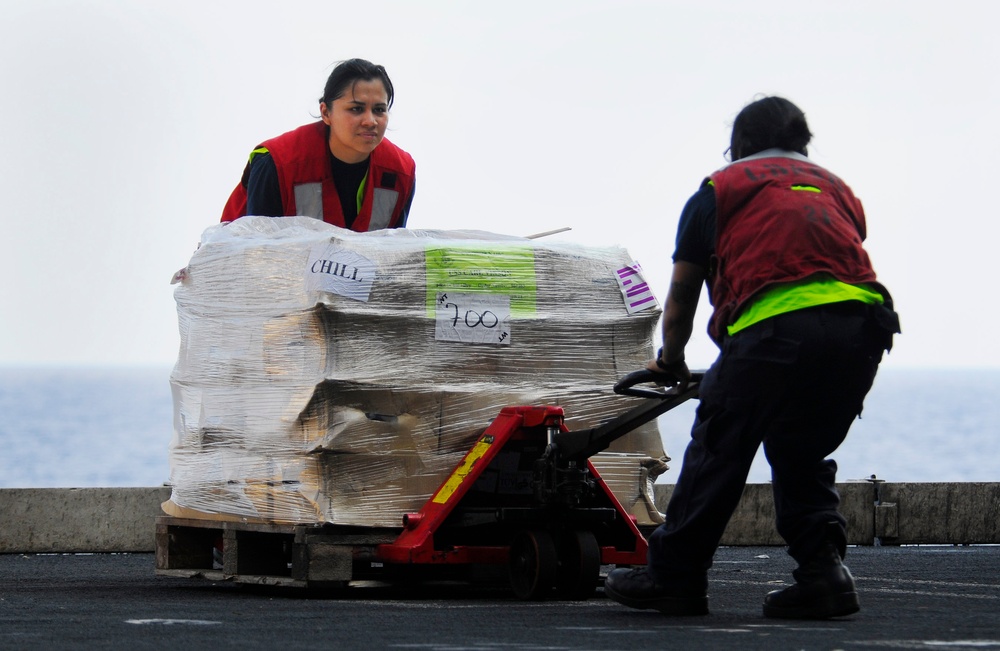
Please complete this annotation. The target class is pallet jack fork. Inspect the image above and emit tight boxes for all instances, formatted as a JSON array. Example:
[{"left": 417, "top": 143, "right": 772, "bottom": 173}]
[{"left": 376, "top": 370, "right": 701, "bottom": 599}]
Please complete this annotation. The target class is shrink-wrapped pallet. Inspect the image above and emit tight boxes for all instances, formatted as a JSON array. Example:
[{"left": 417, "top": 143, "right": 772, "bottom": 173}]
[{"left": 165, "top": 216, "right": 669, "bottom": 526}]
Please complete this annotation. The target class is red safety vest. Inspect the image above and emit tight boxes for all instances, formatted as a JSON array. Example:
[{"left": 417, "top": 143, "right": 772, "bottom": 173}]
[
  {"left": 220, "top": 121, "right": 415, "bottom": 231},
  {"left": 707, "top": 154, "right": 881, "bottom": 342}
]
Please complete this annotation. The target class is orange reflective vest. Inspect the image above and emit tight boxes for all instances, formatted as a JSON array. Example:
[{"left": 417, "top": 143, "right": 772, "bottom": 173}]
[
  {"left": 220, "top": 121, "right": 415, "bottom": 231},
  {"left": 707, "top": 154, "right": 881, "bottom": 342}
]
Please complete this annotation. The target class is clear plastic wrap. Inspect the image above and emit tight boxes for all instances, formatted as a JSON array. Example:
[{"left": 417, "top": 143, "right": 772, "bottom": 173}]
[{"left": 165, "top": 216, "right": 668, "bottom": 526}]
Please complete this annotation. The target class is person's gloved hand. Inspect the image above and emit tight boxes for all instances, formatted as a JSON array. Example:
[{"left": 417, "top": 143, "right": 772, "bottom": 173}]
[{"left": 645, "top": 350, "right": 691, "bottom": 390}]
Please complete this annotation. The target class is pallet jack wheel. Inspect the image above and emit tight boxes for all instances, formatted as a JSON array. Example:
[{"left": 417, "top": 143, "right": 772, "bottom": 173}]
[
  {"left": 508, "top": 529, "right": 558, "bottom": 600},
  {"left": 555, "top": 529, "right": 601, "bottom": 600}
]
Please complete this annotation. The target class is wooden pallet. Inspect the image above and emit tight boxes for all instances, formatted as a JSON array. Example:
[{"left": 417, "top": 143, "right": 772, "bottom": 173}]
[{"left": 155, "top": 516, "right": 401, "bottom": 588}]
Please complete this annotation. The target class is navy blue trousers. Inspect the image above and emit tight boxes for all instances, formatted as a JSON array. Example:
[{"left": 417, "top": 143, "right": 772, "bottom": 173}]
[{"left": 647, "top": 302, "right": 890, "bottom": 582}]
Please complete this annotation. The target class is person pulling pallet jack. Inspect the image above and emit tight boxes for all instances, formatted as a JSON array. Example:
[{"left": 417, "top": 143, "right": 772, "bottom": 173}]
[{"left": 604, "top": 95, "right": 900, "bottom": 620}]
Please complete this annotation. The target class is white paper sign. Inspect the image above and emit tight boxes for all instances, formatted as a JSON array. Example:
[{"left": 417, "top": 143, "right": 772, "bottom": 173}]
[
  {"left": 435, "top": 292, "right": 512, "bottom": 346},
  {"left": 305, "top": 243, "right": 376, "bottom": 302},
  {"left": 615, "top": 262, "right": 658, "bottom": 314}
]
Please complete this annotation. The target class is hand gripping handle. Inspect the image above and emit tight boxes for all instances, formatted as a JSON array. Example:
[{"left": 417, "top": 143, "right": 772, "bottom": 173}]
[{"left": 613, "top": 368, "right": 703, "bottom": 400}]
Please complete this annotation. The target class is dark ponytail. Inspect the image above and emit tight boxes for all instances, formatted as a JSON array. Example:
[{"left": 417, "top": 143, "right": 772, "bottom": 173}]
[
  {"left": 730, "top": 96, "right": 812, "bottom": 161},
  {"left": 320, "top": 58, "right": 395, "bottom": 109}
]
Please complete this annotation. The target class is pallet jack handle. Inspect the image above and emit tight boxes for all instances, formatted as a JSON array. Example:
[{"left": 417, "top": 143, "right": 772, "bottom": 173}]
[{"left": 551, "top": 369, "right": 704, "bottom": 463}]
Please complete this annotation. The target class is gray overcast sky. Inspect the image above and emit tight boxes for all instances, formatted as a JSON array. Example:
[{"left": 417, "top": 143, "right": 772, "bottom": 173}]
[{"left": 1, "top": 0, "right": 995, "bottom": 369}]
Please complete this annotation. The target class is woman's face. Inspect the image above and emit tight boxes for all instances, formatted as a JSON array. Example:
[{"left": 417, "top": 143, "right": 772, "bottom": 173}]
[{"left": 320, "top": 78, "right": 389, "bottom": 164}]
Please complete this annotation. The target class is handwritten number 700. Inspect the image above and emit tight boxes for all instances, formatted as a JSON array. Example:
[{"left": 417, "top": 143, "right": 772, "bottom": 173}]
[{"left": 445, "top": 302, "right": 500, "bottom": 328}]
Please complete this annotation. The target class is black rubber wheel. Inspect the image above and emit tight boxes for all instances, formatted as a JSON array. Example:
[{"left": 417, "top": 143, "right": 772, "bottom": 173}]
[
  {"left": 508, "top": 529, "right": 558, "bottom": 600},
  {"left": 555, "top": 529, "right": 601, "bottom": 600}
]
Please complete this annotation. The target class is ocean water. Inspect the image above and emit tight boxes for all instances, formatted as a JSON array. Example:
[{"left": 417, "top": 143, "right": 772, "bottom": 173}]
[
  {"left": 0, "top": 366, "right": 175, "bottom": 488},
  {"left": 0, "top": 365, "right": 997, "bottom": 489},
  {"left": 655, "top": 366, "right": 1000, "bottom": 484}
]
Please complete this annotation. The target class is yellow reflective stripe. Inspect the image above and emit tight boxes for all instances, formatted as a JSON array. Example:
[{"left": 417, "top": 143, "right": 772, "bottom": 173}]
[
  {"left": 727, "top": 278, "right": 884, "bottom": 336},
  {"left": 790, "top": 184, "right": 821, "bottom": 193},
  {"left": 356, "top": 171, "right": 368, "bottom": 214},
  {"left": 248, "top": 146, "right": 269, "bottom": 164}
]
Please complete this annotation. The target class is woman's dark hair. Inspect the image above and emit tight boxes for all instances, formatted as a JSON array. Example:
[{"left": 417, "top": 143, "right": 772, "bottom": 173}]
[
  {"left": 320, "top": 58, "right": 395, "bottom": 109},
  {"left": 729, "top": 96, "right": 812, "bottom": 161}
]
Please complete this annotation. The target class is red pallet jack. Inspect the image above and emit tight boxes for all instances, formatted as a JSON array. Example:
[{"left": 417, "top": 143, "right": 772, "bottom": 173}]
[{"left": 375, "top": 369, "right": 701, "bottom": 600}]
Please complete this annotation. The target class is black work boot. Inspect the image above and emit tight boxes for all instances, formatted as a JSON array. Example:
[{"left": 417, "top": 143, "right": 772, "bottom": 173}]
[
  {"left": 763, "top": 543, "right": 860, "bottom": 619},
  {"left": 605, "top": 567, "right": 709, "bottom": 616}
]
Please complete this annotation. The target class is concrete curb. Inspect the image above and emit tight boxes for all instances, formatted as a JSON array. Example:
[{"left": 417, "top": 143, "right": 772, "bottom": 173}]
[
  {"left": 654, "top": 481, "right": 1000, "bottom": 546},
  {"left": 0, "top": 487, "right": 171, "bottom": 553},
  {"left": 2, "top": 483, "right": 998, "bottom": 554}
]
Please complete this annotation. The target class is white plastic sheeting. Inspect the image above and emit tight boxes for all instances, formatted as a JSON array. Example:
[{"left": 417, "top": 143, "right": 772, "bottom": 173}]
[{"left": 165, "top": 216, "right": 667, "bottom": 526}]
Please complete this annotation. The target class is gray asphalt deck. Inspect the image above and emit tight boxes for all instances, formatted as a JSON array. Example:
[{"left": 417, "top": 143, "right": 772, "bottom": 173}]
[{"left": 2, "top": 545, "right": 998, "bottom": 650}]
